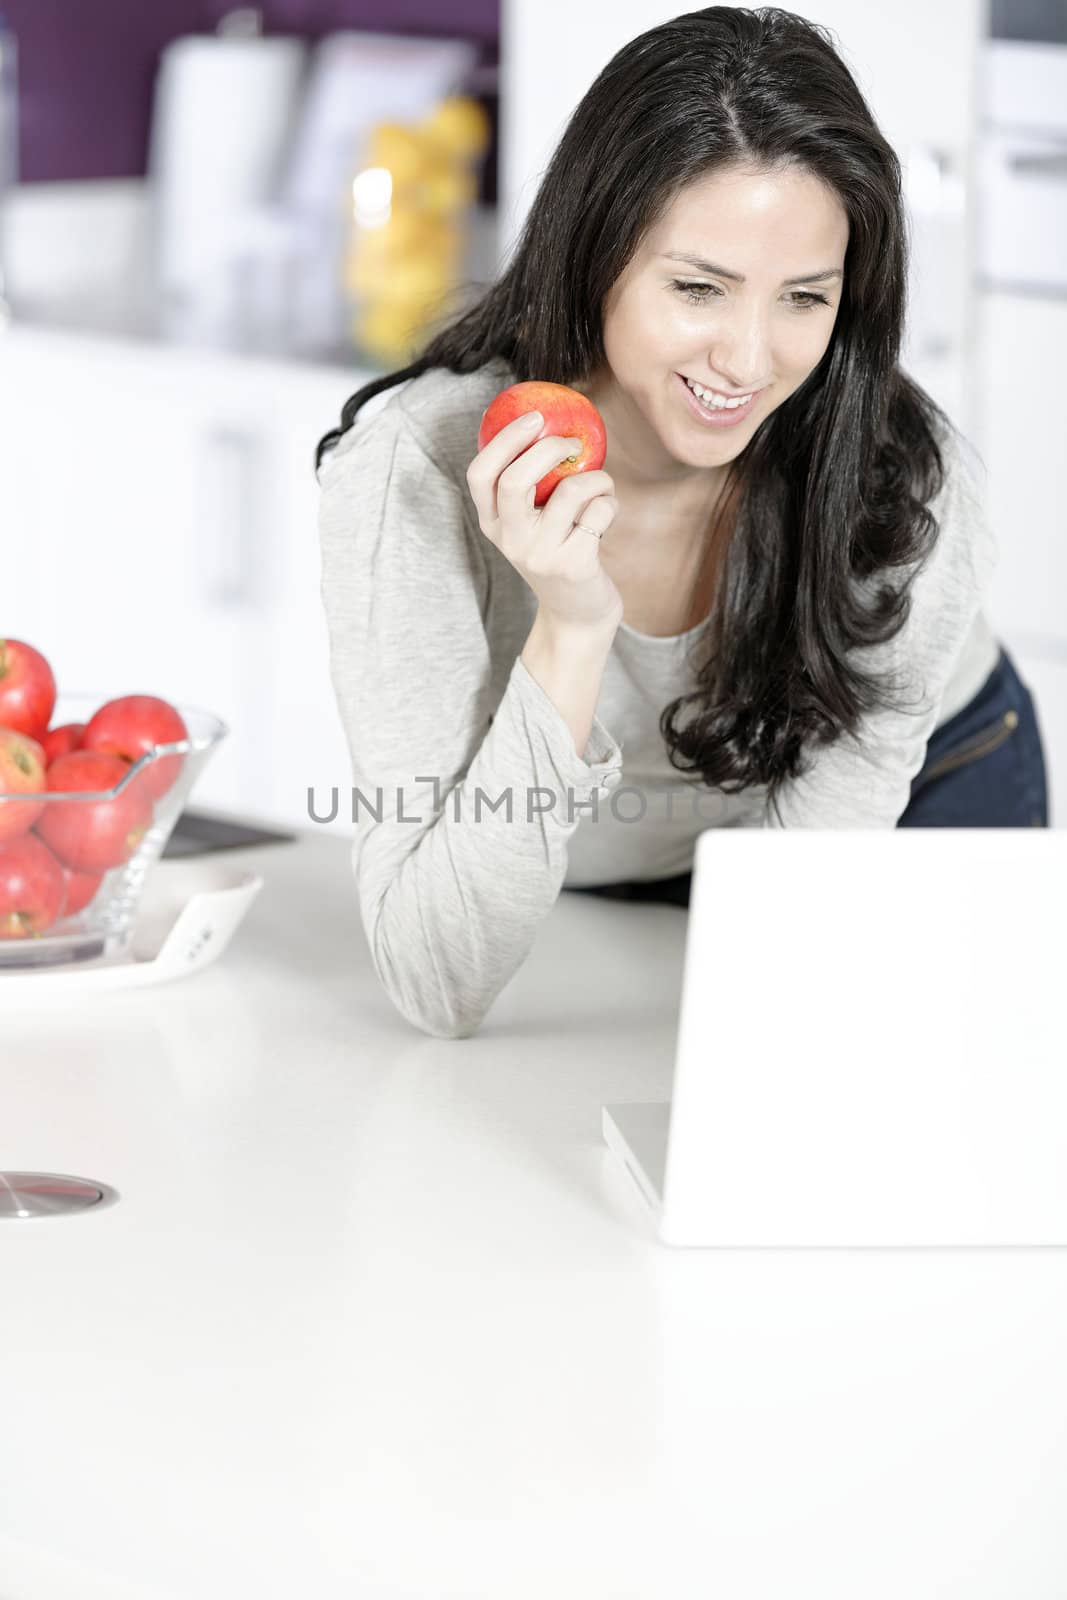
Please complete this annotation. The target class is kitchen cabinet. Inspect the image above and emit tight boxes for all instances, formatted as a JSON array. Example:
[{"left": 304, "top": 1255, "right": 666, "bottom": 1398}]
[
  {"left": 976, "top": 293, "right": 1067, "bottom": 640},
  {"left": 975, "top": 289, "right": 1067, "bottom": 825},
  {"left": 0, "top": 323, "right": 364, "bottom": 833}
]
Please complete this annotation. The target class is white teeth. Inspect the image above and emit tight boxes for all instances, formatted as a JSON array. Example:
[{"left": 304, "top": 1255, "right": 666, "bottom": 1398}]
[{"left": 684, "top": 376, "right": 752, "bottom": 410}]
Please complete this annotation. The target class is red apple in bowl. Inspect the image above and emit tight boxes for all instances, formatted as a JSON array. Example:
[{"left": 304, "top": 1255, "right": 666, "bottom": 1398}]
[
  {"left": 41, "top": 722, "right": 87, "bottom": 767},
  {"left": 0, "top": 727, "right": 47, "bottom": 843},
  {"left": 81, "top": 694, "right": 188, "bottom": 802},
  {"left": 0, "top": 832, "right": 67, "bottom": 938},
  {"left": 36, "top": 750, "right": 154, "bottom": 873},
  {"left": 60, "top": 863, "right": 105, "bottom": 916},
  {"left": 0, "top": 638, "right": 57, "bottom": 742},
  {"left": 477, "top": 381, "right": 607, "bottom": 507}
]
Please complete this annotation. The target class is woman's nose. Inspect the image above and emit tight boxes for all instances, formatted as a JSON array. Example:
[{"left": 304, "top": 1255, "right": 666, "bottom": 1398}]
[{"left": 709, "top": 308, "right": 772, "bottom": 392}]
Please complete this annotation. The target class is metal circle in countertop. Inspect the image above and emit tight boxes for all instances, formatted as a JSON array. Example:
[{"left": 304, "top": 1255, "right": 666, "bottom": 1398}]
[{"left": 0, "top": 1173, "right": 120, "bottom": 1219}]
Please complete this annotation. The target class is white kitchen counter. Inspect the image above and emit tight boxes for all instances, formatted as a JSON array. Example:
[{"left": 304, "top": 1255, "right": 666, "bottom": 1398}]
[{"left": 1, "top": 830, "right": 1065, "bottom": 1599}]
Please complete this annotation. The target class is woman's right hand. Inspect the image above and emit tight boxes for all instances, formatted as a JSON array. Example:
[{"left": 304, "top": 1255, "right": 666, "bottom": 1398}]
[{"left": 465, "top": 411, "right": 624, "bottom": 635}]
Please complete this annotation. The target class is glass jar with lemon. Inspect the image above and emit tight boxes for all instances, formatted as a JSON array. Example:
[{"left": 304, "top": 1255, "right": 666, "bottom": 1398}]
[{"left": 344, "top": 95, "right": 491, "bottom": 367}]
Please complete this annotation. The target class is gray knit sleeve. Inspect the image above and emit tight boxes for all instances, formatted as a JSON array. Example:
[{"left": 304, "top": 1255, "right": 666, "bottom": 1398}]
[{"left": 318, "top": 404, "right": 623, "bottom": 1038}]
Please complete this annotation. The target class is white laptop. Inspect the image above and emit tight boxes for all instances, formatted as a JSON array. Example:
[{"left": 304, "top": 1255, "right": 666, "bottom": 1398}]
[{"left": 602, "top": 828, "right": 1067, "bottom": 1248}]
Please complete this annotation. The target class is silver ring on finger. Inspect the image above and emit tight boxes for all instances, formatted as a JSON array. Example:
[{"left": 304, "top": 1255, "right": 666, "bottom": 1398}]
[{"left": 573, "top": 520, "right": 604, "bottom": 542}]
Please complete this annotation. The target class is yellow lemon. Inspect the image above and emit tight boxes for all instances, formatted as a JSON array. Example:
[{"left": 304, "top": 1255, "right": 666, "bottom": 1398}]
[
  {"left": 388, "top": 253, "right": 452, "bottom": 307},
  {"left": 355, "top": 296, "right": 438, "bottom": 363},
  {"left": 352, "top": 206, "right": 459, "bottom": 261},
  {"left": 419, "top": 160, "right": 478, "bottom": 217},
  {"left": 343, "top": 245, "right": 386, "bottom": 300},
  {"left": 345, "top": 245, "right": 454, "bottom": 306},
  {"left": 420, "top": 96, "right": 491, "bottom": 163},
  {"left": 344, "top": 190, "right": 464, "bottom": 299},
  {"left": 361, "top": 122, "right": 431, "bottom": 192}
]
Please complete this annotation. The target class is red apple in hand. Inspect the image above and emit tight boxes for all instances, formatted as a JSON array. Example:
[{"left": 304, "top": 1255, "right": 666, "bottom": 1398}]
[
  {"left": 36, "top": 750, "right": 153, "bottom": 873},
  {"left": 0, "top": 727, "right": 47, "bottom": 842},
  {"left": 61, "top": 863, "right": 105, "bottom": 916},
  {"left": 477, "top": 381, "right": 607, "bottom": 507},
  {"left": 81, "top": 694, "right": 188, "bottom": 802},
  {"left": 0, "top": 639, "right": 57, "bottom": 741},
  {"left": 41, "top": 722, "right": 87, "bottom": 766},
  {"left": 0, "top": 832, "right": 67, "bottom": 938}
]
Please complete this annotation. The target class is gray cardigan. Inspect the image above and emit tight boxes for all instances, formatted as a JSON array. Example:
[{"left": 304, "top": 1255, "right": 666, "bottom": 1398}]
[{"left": 317, "top": 354, "right": 1000, "bottom": 1037}]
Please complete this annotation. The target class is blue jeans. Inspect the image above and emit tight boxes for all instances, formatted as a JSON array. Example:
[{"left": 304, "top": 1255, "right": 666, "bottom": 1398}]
[{"left": 564, "top": 645, "right": 1050, "bottom": 911}]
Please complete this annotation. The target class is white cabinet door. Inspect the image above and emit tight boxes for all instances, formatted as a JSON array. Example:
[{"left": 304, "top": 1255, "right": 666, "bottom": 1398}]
[
  {"left": 220, "top": 366, "right": 368, "bottom": 837},
  {"left": 0, "top": 331, "right": 259, "bottom": 814},
  {"left": 977, "top": 291, "right": 1067, "bottom": 645},
  {"left": 1, "top": 332, "right": 200, "bottom": 691},
  {"left": 139, "top": 354, "right": 364, "bottom": 831},
  {"left": 976, "top": 290, "right": 1067, "bottom": 829},
  {"left": 0, "top": 326, "right": 371, "bottom": 830}
]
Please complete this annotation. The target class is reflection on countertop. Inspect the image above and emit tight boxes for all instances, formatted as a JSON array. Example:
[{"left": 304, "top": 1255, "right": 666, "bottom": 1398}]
[{"left": 162, "top": 808, "right": 298, "bottom": 859}]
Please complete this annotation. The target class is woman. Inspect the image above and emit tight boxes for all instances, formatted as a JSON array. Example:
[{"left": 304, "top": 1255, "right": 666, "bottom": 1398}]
[{"left": 316, "top": 6, "right": 1049, "bottom": 1034}]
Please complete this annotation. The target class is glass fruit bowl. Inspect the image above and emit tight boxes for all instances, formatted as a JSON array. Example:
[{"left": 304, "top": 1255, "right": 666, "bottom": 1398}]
[{"left": 0, "top": 694, "right": 228, "bottom": 969}]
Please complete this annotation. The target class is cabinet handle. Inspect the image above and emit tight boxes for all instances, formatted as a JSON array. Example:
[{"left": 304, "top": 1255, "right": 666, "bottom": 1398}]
[
  {"left": 1007, "top": 150, "right": 1067, "bottom": 179},
  {"left": 903, "top": 142, "right": 967, "bottom": 367},
  {"left": 196, "top": 427, "right": 263, "bottom": 608}
]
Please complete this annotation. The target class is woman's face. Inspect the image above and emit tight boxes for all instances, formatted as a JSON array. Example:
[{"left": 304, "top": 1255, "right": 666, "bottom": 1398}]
[{"left": 585, "top": 163, "right": 850, "bottom": 491}]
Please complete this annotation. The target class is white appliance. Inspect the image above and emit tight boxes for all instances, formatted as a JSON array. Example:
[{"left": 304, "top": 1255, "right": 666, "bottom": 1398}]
[
  {"left": 977, "top": 40, "right": 1067, "bottom": 293},
  {"left": 146, "top": 17, "right": 307, "bottom": 320},
  {"left": 975, "top": 38, "right": 1067, "bottom": 826},
  {"left": 602, "top": 828, "right": 1067, "bottom": 1248}
]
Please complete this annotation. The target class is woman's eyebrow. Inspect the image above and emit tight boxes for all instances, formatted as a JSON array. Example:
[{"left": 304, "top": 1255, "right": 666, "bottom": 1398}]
[{"left": 662, "top": 252, "right": 843, "bottom": 287}]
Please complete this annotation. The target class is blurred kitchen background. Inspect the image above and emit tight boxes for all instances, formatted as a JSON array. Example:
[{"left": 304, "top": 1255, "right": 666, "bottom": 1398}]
[{"left": 0, "top": 0, "right": 1064, "bottom": 831}]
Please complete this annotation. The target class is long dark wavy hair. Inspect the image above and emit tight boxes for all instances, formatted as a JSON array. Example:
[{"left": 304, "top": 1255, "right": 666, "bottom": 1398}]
[{"left": 316, "top": 5, "right": 956, "bottom": 810}]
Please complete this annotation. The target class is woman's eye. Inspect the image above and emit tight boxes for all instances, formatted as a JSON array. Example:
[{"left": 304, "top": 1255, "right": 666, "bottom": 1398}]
[
  {"left": 672, "top": 280, "right": 718, "bottom": 304},
  {"left": 670, "top": 280, "right": 830, "bottom": 310}
]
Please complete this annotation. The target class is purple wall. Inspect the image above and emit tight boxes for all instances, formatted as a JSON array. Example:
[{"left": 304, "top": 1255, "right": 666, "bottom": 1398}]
[{"left": 3, "top": 0, "right": 499, "bottom": 200}]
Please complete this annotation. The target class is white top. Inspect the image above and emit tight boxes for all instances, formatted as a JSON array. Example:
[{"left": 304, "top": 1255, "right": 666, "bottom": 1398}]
[{"left": 317, "top": 355, "right": 1001, "bottom": 1034}]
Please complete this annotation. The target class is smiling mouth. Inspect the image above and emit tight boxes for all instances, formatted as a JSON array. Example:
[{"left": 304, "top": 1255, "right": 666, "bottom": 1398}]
[
  {"left": 677, "top": 373, "right": 764, "bottom": 404},
  {"left": 681, "top": 377, "right": 762, "bottom": 399},
  {"left": 675, "top": 371, "right": 762, "bottom": 423}
]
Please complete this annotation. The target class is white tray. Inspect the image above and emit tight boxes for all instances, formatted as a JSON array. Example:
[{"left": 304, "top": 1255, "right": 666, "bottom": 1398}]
[{"left": 0, "top": 859, "right": 263, "bottom": 1000}]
